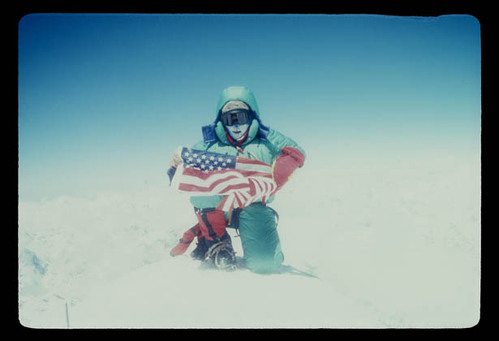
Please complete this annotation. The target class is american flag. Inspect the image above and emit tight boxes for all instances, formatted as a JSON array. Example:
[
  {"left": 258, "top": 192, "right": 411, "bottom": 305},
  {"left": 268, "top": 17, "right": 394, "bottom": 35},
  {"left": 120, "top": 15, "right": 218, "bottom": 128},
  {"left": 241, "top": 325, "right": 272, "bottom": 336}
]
[{"left": 171, "top": 147, "right": 278, "bottom": 212}]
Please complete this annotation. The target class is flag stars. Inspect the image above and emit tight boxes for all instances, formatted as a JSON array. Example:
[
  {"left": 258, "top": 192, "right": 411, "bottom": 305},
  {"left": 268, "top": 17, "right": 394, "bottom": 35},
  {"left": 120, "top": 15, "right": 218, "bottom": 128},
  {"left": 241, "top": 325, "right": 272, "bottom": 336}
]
[{"left": 181, "top": 148, "right": 238, "bottom": 171}]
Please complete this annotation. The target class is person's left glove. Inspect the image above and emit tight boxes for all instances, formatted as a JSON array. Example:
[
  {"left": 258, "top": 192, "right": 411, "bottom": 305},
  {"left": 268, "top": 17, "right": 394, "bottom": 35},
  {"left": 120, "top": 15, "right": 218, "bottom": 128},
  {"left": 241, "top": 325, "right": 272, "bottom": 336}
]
[{"left": 272, "top": 146, "right": 305, "bottom": 190}]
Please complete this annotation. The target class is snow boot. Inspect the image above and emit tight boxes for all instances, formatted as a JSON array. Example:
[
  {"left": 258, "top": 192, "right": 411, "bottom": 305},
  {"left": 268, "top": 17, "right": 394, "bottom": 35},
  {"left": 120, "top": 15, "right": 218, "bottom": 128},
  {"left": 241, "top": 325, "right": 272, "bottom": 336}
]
[{"left": 206, "top": 240, "right": 237, "bottom": 272}]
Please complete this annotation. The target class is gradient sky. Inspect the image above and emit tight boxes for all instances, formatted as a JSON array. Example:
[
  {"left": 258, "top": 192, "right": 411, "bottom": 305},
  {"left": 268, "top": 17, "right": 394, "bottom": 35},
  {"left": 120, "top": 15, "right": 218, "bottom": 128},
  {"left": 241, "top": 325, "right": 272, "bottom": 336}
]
[{"left": 18, "top": 14, "right": 481, "bottom": 201}]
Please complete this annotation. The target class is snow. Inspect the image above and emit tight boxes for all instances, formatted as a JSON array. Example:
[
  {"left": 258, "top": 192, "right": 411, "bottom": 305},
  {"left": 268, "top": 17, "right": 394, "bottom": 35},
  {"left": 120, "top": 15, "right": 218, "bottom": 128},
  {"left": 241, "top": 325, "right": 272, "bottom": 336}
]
[{"left": 18, "top": 149, "right": 481, "bottom": 329}]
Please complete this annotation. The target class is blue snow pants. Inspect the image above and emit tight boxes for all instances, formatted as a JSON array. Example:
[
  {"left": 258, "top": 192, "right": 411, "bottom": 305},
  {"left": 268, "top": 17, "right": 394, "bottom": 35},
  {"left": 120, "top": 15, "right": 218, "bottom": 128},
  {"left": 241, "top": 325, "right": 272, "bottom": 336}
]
[{"left": 232, "top": 203, "right": 284, "bottom": 274}]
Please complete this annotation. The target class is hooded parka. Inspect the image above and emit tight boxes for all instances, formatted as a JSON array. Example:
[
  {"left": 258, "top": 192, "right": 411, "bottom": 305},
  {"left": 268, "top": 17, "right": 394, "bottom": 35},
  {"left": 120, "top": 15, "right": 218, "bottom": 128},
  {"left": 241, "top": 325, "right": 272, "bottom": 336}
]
[{"left": 190, "top": 86, "right": 305, "bottom": 209}]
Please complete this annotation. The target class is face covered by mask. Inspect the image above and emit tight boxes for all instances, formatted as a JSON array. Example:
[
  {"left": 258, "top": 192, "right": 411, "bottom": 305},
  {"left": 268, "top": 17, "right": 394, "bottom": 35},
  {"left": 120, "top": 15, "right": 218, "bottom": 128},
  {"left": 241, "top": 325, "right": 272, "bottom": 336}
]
[
  {"left": 226, "top": 121, "right": 249, "bottom": 141},
  {"left": 220, "top": 101, "right": 251, "bottom": 142}
]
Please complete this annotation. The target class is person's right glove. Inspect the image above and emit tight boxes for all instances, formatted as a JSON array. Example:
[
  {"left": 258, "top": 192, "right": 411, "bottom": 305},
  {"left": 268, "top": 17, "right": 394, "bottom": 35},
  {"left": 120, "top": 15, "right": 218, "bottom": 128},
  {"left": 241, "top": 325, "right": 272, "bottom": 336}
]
[
  {"left": 167, "top": 149, "right": 183, "bottom": 184},
  {"left": 170, "top": 223, "right": 201, "bottom": 257},
  {"left": 170, "top": 149, "right": 183, "bottom": 168}
]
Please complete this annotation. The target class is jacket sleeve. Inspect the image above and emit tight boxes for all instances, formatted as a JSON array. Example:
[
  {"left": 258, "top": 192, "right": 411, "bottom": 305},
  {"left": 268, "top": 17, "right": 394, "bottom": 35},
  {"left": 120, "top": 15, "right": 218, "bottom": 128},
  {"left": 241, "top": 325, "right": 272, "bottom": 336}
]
[
  {"left": 191, "top": 140, "right": 211, "bottom": 151},
  {"left": 266, "top": 128, "right": 306, "bottom": 163}
]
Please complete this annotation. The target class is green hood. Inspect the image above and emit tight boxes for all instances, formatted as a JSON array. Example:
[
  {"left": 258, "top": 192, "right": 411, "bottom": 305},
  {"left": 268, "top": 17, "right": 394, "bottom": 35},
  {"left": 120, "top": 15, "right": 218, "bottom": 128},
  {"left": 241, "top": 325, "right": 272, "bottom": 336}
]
[
  {"left": 215, "top": 86, "right": 261, "bottom": 119},
  {"left": 203, "top": 86, "right": 269, "bottom": 146}
]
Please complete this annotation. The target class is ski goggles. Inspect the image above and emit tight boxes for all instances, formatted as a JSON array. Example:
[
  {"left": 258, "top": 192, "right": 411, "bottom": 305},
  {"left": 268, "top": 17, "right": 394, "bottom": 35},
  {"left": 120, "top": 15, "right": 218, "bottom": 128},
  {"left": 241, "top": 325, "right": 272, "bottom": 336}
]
[{"left": 220, "top": 109, "right": 251, "bottom": 126}]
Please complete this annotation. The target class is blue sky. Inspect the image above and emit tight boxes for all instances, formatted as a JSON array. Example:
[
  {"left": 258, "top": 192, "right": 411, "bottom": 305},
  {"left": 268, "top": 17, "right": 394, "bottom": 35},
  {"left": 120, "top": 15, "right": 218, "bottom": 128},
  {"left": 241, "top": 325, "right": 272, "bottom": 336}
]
[{"left": 18, "top": 14, "right": 481, "bottom": 201}]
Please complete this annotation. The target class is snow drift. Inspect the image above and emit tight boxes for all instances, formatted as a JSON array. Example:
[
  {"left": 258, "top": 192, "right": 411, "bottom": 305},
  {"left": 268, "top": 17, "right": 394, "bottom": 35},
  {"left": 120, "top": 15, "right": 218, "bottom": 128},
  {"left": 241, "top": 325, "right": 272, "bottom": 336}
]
[{"left": 18, "top": 149, "right": 480, "bottom": 328}]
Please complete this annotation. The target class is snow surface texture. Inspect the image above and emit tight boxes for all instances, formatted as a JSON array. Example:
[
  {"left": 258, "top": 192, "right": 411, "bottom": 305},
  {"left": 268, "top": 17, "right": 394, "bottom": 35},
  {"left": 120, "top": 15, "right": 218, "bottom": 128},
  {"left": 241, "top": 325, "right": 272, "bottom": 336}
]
[{"left": 18, "top": 149, "right": 480, "bottom": 328}]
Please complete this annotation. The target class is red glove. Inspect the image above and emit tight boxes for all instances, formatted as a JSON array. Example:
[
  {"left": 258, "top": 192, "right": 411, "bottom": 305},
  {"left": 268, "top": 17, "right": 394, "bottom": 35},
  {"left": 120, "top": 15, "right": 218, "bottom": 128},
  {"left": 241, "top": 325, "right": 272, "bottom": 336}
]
[
  {"left": 170, "top": 223, "right": 201, "bottom": 257},
  {"left": 272, "top": 147, "right": 305, "bottom": 190}
]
